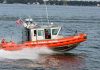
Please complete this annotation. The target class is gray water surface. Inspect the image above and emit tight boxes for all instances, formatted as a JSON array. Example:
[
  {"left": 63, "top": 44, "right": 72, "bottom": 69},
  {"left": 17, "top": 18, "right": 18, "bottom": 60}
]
[{"left": 0, "top": 4, "right": 100, "bottom": 70}]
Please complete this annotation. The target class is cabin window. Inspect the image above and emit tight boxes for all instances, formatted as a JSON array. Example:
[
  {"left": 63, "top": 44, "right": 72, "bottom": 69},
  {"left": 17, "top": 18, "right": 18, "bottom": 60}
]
[
  {"left": 38, "top": 30, "right": 44, "bottom": 36},
  {"left": 34, "top": 30, "right": 37, "bottom": 36},
  {"left": 52, "top": 29, "right": 59, "bottom": 35},
  {"left": 45, "top": 29, "right": 51, "bottom": 39},
  {"left": 26, "top": 28, "right": 31, "bottom": 41}
]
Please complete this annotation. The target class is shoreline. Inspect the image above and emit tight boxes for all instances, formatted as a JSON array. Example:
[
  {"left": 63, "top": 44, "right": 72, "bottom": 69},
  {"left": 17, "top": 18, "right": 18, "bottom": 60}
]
[{"left": 0, "top": 1, "right": 100, "bottom": 6}]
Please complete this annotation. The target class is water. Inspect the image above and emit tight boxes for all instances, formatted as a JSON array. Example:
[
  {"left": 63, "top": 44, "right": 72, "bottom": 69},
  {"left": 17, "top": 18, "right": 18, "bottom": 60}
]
[{"left": 0, "top": 4, "right": 100, "bottom": 70}]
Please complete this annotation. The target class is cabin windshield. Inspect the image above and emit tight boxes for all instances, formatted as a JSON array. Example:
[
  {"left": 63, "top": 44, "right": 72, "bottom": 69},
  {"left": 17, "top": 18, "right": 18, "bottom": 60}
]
[{"left": 52, "top": 29, "right": 59, "bottom": 35}]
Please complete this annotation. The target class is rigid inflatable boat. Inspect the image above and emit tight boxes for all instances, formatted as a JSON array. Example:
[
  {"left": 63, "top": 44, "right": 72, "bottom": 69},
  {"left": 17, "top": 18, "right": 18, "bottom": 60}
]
[{"left": 0, "top": 18, "right": 87, "bottom": 52}]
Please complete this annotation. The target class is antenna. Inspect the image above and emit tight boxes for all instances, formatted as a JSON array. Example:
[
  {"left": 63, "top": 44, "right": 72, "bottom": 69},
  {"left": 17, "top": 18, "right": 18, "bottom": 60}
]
[{"left": 43, "top": 0, "right": 49, "bottom": 24}]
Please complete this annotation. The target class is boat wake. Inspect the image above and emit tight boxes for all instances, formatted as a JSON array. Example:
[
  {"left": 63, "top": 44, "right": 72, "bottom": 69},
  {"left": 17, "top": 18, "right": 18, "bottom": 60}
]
[{"left": 0, "top": 46, "right": 54, "bottom": 59}]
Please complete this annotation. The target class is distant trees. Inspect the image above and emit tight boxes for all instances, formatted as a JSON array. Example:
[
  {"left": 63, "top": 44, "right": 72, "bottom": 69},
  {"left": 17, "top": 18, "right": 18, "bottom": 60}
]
[
  {"left": 0, "top": 0, "right": 44, "bottom": 4},
  {"left": 4, "top": 0, "right": 42, "bottom": 4},
  {"left": 0, "top": 0, "right": 3, "bottom": 3},
  {"left": 67, "top": 1, "right": 100, "bottom": 6},
  {"left": 0, "top": 0, "right": 100, "bottom": 6}
]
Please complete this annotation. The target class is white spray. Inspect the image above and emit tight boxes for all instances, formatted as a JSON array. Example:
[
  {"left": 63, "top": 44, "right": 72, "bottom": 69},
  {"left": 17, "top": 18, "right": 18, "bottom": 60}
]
[{"left": 0, "top": 46, "right": 55, "bottom": 59}]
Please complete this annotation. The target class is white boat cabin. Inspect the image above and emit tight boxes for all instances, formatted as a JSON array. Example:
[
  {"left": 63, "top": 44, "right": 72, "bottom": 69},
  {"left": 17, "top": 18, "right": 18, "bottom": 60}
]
[{"left": 23, "top": 18, "right": 62, "bottom": 41}]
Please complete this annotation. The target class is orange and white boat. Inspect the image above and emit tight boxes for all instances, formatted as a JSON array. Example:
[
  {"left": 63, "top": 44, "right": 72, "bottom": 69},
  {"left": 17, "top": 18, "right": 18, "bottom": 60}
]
[{"left": 0, "top": 18, "right": 87, "bottom": 52}]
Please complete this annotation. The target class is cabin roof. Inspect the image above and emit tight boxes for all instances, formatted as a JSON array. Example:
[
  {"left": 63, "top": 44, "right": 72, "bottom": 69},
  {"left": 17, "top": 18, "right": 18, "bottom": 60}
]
[{"left": 25, "top": 23, "right": 61, "bottom": 29}]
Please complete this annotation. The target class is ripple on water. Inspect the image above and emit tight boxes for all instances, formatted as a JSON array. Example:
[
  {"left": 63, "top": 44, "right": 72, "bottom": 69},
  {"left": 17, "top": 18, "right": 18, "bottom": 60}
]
[{"left": 0, "top": 5, "right": 100, "bottom": 70}]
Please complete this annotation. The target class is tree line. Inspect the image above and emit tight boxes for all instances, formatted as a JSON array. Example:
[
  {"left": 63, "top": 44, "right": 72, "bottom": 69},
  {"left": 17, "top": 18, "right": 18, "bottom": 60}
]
[{"left": 0, "top": 0, "right": 100, "bottom": 6}]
